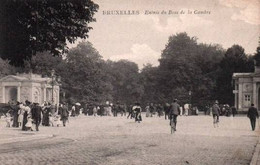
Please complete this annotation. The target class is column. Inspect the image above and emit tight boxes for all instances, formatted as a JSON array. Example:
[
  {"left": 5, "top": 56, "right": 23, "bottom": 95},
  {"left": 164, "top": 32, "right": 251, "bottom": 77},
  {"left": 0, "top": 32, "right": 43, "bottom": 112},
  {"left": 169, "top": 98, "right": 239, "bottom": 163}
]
[
  {"left": 2, "top": 86, "right": 5, "bottom": 103},
  {"left": 238, "top": 83, "right": 243, "bottom": 109},
  {"left": 17, "top": 86, "right": 21, "bottom": 102},
  {"left": 43, "top": 87, "right": 46, "bottom": 102},
  {"left": 253, "top": 82, "right": 257, "bottom": 106},
  {"left": 234, "top": 83, "right": 238, "bottom": 109},
  {"left": 57, "top": 87, "right": 60, "bottom": 105}
]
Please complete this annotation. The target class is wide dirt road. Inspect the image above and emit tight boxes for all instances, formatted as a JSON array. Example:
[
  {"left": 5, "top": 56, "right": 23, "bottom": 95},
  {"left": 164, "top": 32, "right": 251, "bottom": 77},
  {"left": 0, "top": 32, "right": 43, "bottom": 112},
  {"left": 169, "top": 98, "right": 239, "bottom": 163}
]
[{"left": 0, "top": 114, "right": 259, "bottom": 165}]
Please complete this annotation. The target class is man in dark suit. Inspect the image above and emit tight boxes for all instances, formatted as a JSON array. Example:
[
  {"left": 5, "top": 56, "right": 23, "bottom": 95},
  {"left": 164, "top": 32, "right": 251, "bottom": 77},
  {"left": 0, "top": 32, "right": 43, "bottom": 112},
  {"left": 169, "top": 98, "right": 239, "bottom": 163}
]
[
  {"left": 247, "top": 104, "right": 259, "bottom": 131},
  {"left": 31, "top": 103, "right": 42, "bottom": 131}
]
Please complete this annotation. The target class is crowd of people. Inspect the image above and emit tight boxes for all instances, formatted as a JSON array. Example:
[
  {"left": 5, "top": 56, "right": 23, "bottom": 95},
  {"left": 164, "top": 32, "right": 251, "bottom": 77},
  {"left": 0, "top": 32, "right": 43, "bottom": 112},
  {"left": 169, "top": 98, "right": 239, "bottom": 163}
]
[
  {"left": 1, "top": 98, "right": 258, "bottom": 132},
  {"left": 3, "top": 100, "right": 69, "bottom": 131}
]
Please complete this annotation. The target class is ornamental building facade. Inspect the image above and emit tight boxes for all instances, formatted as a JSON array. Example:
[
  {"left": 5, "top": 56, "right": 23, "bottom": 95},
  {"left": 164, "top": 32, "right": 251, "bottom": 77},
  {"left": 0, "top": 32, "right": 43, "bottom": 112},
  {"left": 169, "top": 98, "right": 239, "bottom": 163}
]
[
  {"left": 0, "top": 73, "right": 60, "bottom": 105},
  {"left": 233, "top": 66, "right": 260, "bottom": 111}
]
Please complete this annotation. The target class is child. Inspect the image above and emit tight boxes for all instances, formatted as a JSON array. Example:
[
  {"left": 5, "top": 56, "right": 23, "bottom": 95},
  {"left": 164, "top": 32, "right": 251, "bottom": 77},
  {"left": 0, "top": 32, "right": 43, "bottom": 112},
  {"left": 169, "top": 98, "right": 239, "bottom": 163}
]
[
  {"left": 25, "top": 116, "right": 33, "bottom": 131},
  {"left": 18, "top": 108, "right": 24, "bottom": 127},
  {"left": 5, "top": 112, "right": 12, "bottom": 127}
]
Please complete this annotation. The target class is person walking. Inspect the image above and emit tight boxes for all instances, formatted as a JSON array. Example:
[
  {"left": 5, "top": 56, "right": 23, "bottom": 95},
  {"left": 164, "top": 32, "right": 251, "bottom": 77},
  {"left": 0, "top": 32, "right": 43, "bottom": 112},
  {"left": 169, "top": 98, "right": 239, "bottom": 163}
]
[
  {"left": 133, "top": 102, "right": 142, "bottom": 123},
  {"left": 31, "top": 103, "right": 42, "bottom": 131},
  {"left": 145, "top": 103, "right": 150, "bottom": 117},
  {"left": 164, "top": 103, "right": 170, "bottom": 120},
  {"left": 212, "top": 100, "right": 220, "bottom": 128},
  {"left": 247, "top": 104, "right": 259, "bottom": 131},
  {"left": 169, "top": 99, "right": 180, "bottom": 132},
  {"left": 231, "top": 106, "right": 237, "bottom": 117},
  {"left": 59, "top": 103, "right": 69, "bottom": 126},
  {"left": 22, "top": 100, "right": 31, "bottom": 131}
]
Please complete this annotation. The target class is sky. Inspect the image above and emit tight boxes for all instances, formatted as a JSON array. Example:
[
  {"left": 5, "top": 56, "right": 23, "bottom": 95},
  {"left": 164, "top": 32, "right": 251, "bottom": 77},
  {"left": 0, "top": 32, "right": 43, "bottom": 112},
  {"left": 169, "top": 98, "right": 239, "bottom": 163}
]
[{"left": 71, "top": 0, "right": 260, "bottom": 69}]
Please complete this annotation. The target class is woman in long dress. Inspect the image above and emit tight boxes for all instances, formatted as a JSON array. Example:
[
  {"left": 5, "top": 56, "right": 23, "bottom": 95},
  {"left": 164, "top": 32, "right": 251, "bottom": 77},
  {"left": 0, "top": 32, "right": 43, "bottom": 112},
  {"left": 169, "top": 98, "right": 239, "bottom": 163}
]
[{"left": 22, "top": 102, "right": 31, "bottom": 131}]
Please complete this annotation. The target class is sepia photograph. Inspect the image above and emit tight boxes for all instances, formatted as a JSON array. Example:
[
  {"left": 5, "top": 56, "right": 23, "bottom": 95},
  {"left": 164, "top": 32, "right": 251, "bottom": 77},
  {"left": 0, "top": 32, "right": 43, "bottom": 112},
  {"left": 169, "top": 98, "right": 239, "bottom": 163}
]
[{"left": 0, "top": 0, "right": 259, "bottom": 164}]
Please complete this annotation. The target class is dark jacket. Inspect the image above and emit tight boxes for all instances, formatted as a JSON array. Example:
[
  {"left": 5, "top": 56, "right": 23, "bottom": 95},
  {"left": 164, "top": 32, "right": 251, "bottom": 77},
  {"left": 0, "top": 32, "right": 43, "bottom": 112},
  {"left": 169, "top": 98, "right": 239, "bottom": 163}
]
[
  {"left": 31, "top": 105, "right": 42, "bottom": 121},
  {"left": 170, "top": 102, "right": 180, "bottom": 115},
  {"left": 247, "top": 106, "right": 259, "bottom": 119},
  {"left": 212, "top": 104, "right": 220, "bottom": 115}
]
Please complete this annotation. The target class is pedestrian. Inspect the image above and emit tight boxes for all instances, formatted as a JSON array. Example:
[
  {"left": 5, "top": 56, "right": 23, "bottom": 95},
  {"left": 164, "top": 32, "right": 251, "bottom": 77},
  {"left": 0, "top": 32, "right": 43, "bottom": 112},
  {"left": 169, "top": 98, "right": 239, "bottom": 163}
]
[
  {"left": 127, "top": 104, "right": 133, "bottom": 119},
  {"left": 22, "top": 100, "right": 31, "bottom": 131},
  {"left": 247, "top": 104, "right": 259, "bottom": 131},
  {"left": 93, "top": 105, "right": 98, "bottom": 117},
  {"left": 184, "top": 103, "right": 189, "bottom": 116},
  {"left": 179, "top": 106, "right": 183, "bottom": 116},
  {"left": 164, "top": 103, "right": 170, "bottom": 120},
  {"left": 59, "top": 103, "right": 69, "bottom": 126},
  {"left": 113, "top": 102, "right": 119, "bottom": 117},
  {"left": 157, "top": 104, "right": 163, "bottom": 117},
  {"left": 133, "top": 102, "right": 142, "bottom": 123},
  {"left": 231, "top": 106, "right": 237, "bottom": 117},
  {"left": 212, "top": 100, "right": 220, "bottom": 128},
  {"left": 145, "top": 103, "right": 150, "bottom": 117},
  {"left": 31, "top": 103, "right": 42, "bottom": 131},
  {"left": 150, "top": 103, "right": 155, "bottom": 117},
  {"left": 18, "top": 103, "right": 24, "bottom": 127},
  {"left": 169, "top": 99, "right": 180, "bottom": 132},
  {"left": 5, "top": 111, "right": 12, "bottom": 127},
  {"left": 42, "top": 102, "right": 51, "bottom": 126},
  {"left": 71, "top": 105, "right": 76, "bottom": 117}
]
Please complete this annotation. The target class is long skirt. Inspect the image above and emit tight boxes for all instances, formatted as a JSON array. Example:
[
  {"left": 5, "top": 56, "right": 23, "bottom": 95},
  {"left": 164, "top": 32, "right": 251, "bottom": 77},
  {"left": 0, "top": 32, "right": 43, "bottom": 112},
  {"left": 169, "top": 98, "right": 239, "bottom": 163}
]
[
  {"left": 135, "top": 112, "right": 142, "bottom": 122},
  {"left": 22, "top": 112, "right": 28, "bottom": 131}
]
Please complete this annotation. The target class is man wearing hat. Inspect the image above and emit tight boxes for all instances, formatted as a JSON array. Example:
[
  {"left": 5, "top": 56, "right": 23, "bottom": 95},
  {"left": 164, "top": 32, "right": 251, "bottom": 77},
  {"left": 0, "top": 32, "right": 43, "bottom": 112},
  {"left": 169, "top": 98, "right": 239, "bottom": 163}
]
[
  {"left": 212, "top": 100, "right": 220, "bottom": 127},
  {"left": 247, "top": 103, "right": 259, "bottom": 131},
  {"left": 31, "top": 103, "right": 42, "bottom": 131}
]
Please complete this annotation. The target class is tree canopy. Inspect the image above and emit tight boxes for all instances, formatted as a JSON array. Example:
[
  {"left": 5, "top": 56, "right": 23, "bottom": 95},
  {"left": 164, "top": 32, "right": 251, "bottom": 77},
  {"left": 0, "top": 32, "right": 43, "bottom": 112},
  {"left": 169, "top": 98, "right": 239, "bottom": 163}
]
[{"left": 0, "top": 0, "right": 98, "bottom": 66}]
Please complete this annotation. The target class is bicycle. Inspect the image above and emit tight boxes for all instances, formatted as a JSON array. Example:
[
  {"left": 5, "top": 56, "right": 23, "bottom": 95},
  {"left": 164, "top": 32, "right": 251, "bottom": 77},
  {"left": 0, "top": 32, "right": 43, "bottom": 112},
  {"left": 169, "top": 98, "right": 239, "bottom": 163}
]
[{"left": 169, "top": 115, "right": 176, "bottom": 134}]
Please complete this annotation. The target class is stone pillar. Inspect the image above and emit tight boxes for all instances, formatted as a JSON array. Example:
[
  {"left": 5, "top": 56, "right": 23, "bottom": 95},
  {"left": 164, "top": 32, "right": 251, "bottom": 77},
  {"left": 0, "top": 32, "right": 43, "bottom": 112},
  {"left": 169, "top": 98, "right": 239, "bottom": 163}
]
[
  {"left": 2, "top": 86, "right": 5, "bottom": 103},
  {"left": 43, "top": 87, "right": 46, "bottom": 102},
  {"left": 238, "top": 83, "right": 243, "bottom": 109},
  {"left": 234, "top": 83, "right": 238, "bottom": 109},
  {"left": 17, "top": 86, "right": 21, "bottom": 102},
  {"left": 57, "top": 87, "right": 60, "bottom": 105},
  {"left": 253, "top": 82, "right": 257, "bottom": 107}
]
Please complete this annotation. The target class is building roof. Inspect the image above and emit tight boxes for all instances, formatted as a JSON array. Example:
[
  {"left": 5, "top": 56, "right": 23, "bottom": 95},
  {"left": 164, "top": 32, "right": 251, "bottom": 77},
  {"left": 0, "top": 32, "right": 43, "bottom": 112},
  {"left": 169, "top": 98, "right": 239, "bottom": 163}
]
[
  {"left": 0, "top": 73, "right": 56, "bottom": 84},
  {"left": 233, "top": 73, "right": 253, "bottom": 78}
]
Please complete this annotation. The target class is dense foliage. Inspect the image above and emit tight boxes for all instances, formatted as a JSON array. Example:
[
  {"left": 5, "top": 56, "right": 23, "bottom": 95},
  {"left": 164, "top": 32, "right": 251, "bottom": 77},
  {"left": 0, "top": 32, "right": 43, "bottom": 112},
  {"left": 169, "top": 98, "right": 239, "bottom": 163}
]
[
  {"left": 0, "top": 33, "right": 257, "bottom": 106},
  {"left": 0, "top": 0, "right": 98, "bottom": 66}
]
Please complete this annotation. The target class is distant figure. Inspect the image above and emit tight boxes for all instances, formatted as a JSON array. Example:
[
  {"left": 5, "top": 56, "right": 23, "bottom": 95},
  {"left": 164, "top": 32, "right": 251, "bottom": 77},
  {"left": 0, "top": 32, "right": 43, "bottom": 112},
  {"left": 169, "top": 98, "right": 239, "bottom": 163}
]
[
  {"left": 31, "top": 103, "right": 42, "bottom": 131},
  {"left": 179, "top": 106, "right": 183, "bottom": 116},
  {"left": 5, "top": 112, "right": 12, "bottom": 127},
  {"left": 71, "top": 105, "right": 76, "bottom": 117},
  {"left": 164, "top": 103, "right": 170, "bottom": 120},
  {"left": 169, "top": 99, "right": 180, "bottom": 132},
  {"left": 247, "top": 104, "right": 259, "bottom": 131},
  {"left": 22, "top": 100, "right": 31, "bottom": 131},
  {"left": 184, "top": 104, "right": 189, "bottom": 116},
  {"left": 59, "top": 103, "right": 69, "bottom": 126},
  {"left": 145, "top": 103, "right": 150, "bottom": 117},
  {"left": 133, "top": 102, "right": 142, "bottom": 123},
  {"left": 231, "top": 106, "right": 237, "bottom": 117},
  {"left": 212, "top": 100, "right": 220, "bottom": 128}
]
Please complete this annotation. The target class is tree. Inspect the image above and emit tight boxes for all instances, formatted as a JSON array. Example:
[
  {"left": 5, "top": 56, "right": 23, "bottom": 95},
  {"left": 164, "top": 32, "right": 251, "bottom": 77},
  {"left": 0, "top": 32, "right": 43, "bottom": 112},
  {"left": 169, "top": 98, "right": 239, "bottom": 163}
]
[
  {"left": 140, "top": 64, "right": 161, "bottom": 104},
  {"left": 215, "top": 45, "right": 254, "bottom": 105},
  {"left": 254, "top": 46, "right": 260, "bottom": 66},
  {"left": 0, "top": 59, "right": 15, "bottom": 78},
  {"left": 158, "top": 32, "right": 225, "bottom": 106},
  {"left": 0, "top": 0, "right": 99, "bottom": 66},
  {"left": 64, "top": 41, "right": 106, "bottom": 104},
  {"left": 105, "top": 60, "right": 144, "bottom": 104},
  {"left": 24, "top": 52, "right": 64, "bottom": 76}
]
